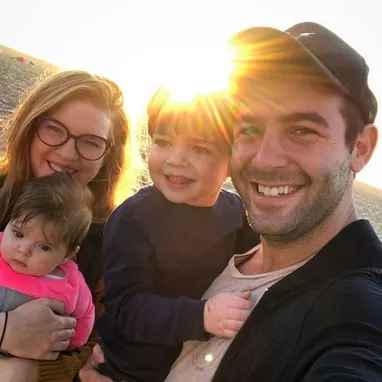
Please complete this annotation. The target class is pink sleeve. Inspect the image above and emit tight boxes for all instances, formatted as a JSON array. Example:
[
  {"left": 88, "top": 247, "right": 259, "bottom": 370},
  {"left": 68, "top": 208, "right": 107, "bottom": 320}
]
[
  {"left": 69, "top": 298, "right": 95, "bottom": 348},
  {"left": 68, "top": 266, "right": 95, "bottom": 348}
]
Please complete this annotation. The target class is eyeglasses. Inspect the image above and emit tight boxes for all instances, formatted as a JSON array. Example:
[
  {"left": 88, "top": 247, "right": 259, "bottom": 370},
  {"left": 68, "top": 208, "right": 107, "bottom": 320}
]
[{"left": 35, "top": 117, "right": 110, "bottom": 161}]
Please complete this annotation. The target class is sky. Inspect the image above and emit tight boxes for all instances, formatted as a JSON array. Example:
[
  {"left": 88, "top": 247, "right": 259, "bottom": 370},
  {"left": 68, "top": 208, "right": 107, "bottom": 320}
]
[{"left": 1, "top": 0, "right": 381, "bottom": 189}]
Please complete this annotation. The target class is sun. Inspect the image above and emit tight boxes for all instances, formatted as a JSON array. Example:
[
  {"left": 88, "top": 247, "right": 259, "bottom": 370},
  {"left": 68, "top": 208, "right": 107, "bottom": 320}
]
[{"left": 158, "top": 42, "right": 234, "bottom": 103}]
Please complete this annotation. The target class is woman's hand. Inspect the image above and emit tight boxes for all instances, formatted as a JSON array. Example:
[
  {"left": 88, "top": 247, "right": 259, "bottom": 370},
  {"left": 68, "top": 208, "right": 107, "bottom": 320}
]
[
  {"left": 0, "top": 357, "right": 39, "bottom": 382},
  {"left": 2, "top": 298, "right": 76, "bottom": 360},
  {"left": 79, "top": 344, "right": 112, "bottom": 382}
]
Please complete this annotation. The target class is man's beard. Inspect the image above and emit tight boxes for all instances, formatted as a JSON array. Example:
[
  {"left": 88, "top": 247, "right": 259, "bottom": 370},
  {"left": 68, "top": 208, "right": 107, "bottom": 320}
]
[{"left": 243, "top": 157, "right": 353, "bottom": 244}]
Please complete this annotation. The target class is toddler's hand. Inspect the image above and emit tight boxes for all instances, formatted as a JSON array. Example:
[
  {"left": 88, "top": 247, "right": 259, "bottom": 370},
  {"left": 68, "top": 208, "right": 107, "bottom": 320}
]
[{"left": 203, "top": 291, "right": 251, "bottom": 338}]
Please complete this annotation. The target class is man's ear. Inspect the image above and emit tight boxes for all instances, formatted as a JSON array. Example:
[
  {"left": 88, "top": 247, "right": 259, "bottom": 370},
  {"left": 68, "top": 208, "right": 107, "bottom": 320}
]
[{"left": 351, "top": 124, "right": 378, "bottom": 173}]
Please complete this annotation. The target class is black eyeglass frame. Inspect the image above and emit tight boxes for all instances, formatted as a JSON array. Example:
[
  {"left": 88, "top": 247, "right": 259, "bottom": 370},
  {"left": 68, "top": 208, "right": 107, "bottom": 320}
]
[{"left": 35, "top": 116, "right": 111, "bottom": 161}]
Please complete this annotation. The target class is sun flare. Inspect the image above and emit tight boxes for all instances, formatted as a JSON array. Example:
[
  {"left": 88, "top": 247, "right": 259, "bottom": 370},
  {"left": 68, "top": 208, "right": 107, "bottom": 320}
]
[{"left": 158, "top": 43, "right": 234, "bottom": 103}]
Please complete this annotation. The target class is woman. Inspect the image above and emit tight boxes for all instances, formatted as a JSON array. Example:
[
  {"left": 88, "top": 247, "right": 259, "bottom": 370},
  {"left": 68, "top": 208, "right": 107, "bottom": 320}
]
[{"left": 0, "top": 70, "right": 136, "bottom": 381}]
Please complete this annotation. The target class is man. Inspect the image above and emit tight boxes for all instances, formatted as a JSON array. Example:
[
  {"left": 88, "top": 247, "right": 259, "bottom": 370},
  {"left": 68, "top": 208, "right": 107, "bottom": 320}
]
[
  {"left": 165, "top": 22, "right": 382, "bottom": 381},
  {"left": 81, "top": 22, "right": 382, "bottom": 381}
]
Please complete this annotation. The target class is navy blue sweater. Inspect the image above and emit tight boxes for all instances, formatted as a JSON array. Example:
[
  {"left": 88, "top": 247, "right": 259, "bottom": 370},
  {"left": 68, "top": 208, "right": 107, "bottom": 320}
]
[{"left": 97, "top": 186, "right": 258, "bottom": 381}]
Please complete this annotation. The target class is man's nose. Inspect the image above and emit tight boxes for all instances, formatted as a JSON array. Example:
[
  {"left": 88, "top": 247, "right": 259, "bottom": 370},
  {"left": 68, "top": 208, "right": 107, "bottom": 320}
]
[{"left": 251, "top": 129, "right": 288, "bottom": 168}]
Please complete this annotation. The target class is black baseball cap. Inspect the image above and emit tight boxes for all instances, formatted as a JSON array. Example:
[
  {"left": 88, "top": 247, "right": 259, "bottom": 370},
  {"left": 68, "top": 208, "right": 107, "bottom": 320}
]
[{"left": 231, "top": 22, "right": 377, "bottom": 124}]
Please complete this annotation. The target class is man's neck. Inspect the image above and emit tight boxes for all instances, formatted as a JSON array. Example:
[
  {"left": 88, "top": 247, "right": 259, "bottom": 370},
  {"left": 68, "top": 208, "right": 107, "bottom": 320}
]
[{"left": 242, "top": 201, "right": 357, "bottom": 274}]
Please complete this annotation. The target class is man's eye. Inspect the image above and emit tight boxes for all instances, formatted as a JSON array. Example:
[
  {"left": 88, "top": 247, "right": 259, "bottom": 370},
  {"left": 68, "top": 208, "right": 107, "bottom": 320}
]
[
  {"left": 291, "top": 127, "right": 318, "bottom": 137},
  {"left": 236, "top": 124, "right": 262, "bottom": 138},
  {"left": 245, "top": 126, "right": 260, "bottom": 135}
]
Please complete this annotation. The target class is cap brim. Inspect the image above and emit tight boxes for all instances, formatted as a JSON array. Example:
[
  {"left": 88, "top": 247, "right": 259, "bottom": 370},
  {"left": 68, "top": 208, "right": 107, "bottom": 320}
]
[{"left": 230, "top": 26, "right": 347, "bottom": 95}]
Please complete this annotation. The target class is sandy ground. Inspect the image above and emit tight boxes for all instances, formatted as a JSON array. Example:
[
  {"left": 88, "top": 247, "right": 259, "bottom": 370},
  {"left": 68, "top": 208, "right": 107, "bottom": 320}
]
[
  {"left": 354, "top": 181, "right": 382, "bottom": 238},
  {"left": 0, "top": 43, "right": 381, "bottom": 238}
]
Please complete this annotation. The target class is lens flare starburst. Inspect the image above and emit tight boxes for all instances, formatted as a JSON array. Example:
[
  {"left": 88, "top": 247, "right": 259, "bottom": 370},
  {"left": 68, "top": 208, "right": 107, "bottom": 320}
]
[{"left": 160, "top": 44, "right": 234, "bottom": 103}]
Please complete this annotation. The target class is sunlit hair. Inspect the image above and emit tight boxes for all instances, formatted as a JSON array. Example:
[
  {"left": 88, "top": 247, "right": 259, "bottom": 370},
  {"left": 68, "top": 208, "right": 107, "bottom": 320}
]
[
  {"left": 147, "top": 87, "right": 235, "bottom": 148},
  {"left": 0, "top": 70, "right": 135, "bottom": 224},
  {"left": 229, "top": 28, "right": 366, "bottom": 151},
  {"left": 10, "top": 172, "right": 93, "bottom": 252}
]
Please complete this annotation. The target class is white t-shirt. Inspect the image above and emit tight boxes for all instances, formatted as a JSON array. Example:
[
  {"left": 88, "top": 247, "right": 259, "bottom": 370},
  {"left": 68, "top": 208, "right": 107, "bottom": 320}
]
[{"left": 165, "top": 247, "right": 312, "bottom": 382}]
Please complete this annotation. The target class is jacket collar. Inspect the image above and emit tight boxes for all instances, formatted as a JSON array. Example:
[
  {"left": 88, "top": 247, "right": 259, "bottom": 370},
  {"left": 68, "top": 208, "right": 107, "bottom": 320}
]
[{"left": 263, "top": 219, "right": 382, "bottom": 308}]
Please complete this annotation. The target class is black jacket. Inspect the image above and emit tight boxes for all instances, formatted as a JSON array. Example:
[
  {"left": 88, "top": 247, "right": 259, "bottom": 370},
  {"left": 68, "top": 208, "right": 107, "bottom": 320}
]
[{"left": 213, "top": 220, "right": 382, "bottom": 381}]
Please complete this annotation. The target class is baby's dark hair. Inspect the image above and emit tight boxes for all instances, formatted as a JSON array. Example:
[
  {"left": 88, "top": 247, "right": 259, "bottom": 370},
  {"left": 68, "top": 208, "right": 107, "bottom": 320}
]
[{"left": 10, "top": 172, "right": 93, "bottom": 252}]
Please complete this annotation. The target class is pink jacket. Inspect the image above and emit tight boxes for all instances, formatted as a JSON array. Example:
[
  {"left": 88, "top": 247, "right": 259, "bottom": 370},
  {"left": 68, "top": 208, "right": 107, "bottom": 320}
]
[{"left": 0, "top": 234, "right": 95, "bottom": 348}]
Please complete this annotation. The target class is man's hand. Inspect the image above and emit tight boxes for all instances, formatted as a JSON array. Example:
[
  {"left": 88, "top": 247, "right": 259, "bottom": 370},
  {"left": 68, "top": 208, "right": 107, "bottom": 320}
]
[
  {"left": 2, "top": 298, "right": 76, "bottom": 360},
  {"left": 79, "top": 344, "right": 112, "bottom": 382},
  {"left": 204, "top": 291, "right": 252, "bottom": 338}
]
